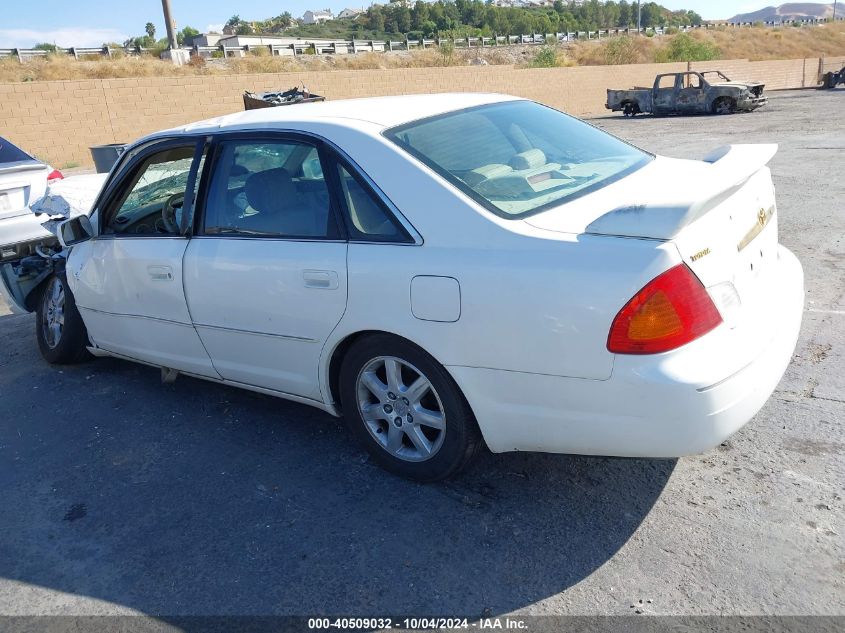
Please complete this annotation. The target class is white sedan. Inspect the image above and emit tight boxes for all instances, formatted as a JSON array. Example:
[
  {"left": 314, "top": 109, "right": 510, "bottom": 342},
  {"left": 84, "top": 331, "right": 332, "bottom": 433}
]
[
  {"left": 0, "top": 94, "right": 804, "bottom": 481},
  {"left": 0, "top": 136, "right": 65, "bottom": 261}
]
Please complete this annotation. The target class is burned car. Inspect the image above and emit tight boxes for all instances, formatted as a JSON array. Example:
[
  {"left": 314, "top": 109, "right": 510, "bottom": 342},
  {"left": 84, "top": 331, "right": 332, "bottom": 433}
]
[{"left": 607, "top": 71, "right": 768, "bottom": 117}]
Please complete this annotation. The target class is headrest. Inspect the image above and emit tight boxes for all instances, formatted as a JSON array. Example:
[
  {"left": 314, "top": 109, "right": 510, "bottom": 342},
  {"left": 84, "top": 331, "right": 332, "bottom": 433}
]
[
  {"left": 509, "top": 149, "right": 546, "bottom": 171},
  {"left": 245, "top": 168, "right": 296, "bottom": 214},
  {"left": 463, "top": 163, "right": 513, "bottom": 186}
]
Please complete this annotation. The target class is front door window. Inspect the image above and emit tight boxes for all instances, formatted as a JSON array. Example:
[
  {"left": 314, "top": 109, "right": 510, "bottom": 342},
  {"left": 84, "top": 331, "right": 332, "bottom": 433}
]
[{"left": 104, "top": 145, "right": 199, "bottom": 236}]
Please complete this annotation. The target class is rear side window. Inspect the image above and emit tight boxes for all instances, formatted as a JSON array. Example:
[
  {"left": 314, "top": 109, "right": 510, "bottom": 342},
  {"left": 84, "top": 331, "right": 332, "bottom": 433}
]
[
  {"left": 203, "top": 140, "right": 337, "bottom": 239},
  {"left": 0, "top": 137, "right": 36, "bottom": 165},
  {"left": 385, "top": 101, "right": 651, "bottom": 219},
  {"left": 335, "top": 164, "right": 410, "bottom": 242}
]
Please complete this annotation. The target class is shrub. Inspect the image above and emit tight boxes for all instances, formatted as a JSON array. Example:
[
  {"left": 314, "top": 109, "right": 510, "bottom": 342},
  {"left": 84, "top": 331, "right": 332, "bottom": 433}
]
[
  {"left": 656, "top": 33, "right": 720, "bottom": 62},
  {"left": 529, "top": 44, "right": 560, "bottom": 67},
  {"left": 438, "top": 41, "right": 455, "bottom": 66},
  {"left": 602, "top": 36, "right": 639, "bottom": 65}
]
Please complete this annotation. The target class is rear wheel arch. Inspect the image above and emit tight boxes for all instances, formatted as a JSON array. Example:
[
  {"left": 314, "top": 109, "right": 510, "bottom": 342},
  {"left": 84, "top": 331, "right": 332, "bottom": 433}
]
[
  {"left": 326, "top": 330, "right": 472, "bottom": 417},
  {"left": 331, "top": 330, "right": 483, "bottom": 480}
]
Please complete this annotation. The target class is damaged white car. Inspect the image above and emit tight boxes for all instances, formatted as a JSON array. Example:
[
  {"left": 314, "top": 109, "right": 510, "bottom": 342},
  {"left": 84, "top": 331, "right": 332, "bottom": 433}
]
[
  {"left": 0, "top": 135, "right": 70, "bottom": 262},
  {"left": 0, "top": 94, "right": 804, "bottom": 481}
]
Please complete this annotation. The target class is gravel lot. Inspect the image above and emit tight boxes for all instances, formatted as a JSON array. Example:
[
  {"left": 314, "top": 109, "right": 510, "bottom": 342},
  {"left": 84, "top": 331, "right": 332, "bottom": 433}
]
[{"left": 0, "top": 90, "right": 842, "bottom": 621}]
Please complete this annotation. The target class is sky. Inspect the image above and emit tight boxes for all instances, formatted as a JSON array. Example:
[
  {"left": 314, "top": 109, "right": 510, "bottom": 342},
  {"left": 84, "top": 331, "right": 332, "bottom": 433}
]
[{"left": 0, "top": 1, "right": 807, "bottom": 48}]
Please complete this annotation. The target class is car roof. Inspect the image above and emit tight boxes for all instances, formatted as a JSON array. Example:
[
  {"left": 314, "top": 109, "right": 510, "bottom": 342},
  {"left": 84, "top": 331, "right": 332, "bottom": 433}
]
[{"left": 159, "top": 93, "right": 522, "bottom": 138}]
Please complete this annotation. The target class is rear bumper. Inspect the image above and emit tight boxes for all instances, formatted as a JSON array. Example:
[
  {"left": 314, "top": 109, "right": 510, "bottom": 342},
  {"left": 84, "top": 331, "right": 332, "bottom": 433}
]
[
  {"left": 450, "top": 245, "right": 803, "bottom": 457},
  {"left": 0, "top": 212, "right": 51, "bottom": 251}
]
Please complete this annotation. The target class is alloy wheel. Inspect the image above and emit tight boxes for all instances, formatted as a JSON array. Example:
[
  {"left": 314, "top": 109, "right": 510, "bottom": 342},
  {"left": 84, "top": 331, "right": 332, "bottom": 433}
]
[
  {"left": 41, "top": 278, "right": 65, "bottom": 350},
  {"left": 355, "top": 356, "right": 447, "bottom": 462}
]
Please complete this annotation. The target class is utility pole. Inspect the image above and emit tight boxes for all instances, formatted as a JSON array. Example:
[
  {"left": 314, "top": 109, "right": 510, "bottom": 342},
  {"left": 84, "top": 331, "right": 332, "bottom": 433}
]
[
  {"left": 834, "top": 0, "right": 840, "bottom": 23},
  {"left": 160, "top": 0, "right": 188, "bottom": 64},
  {"left": 161, "top": 0, "right": 178, "bottom": 50},
  {"left": 637, "top": 0, "right": 642, "bottom": 35}
]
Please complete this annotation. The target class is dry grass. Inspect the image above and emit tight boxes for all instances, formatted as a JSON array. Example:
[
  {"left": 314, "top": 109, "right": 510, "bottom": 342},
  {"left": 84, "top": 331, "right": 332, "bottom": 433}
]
[
  {"left": 2, "top": 23, "right": 844, "bottom": 82},
  {"left": 707, "top": 22, "right": 845, "bottom": 60},
  {"left": 571, "top": 22, "right": 845, "bottom": 65}
]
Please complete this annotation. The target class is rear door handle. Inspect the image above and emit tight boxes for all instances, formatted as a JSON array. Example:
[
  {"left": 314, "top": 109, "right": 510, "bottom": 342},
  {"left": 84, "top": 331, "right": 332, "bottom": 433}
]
[
  {"left": 302, "top": 270, "right": 338, "bottom": 290},
  {"left": 147, "top": 265, "right": 174, "bottom": 281}
]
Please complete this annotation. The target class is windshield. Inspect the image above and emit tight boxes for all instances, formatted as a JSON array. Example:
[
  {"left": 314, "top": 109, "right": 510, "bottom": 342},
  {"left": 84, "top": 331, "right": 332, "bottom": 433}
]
[
  {"left": 0, "top": 136, "right": 38, "bottom": 166},
  {"left": 385, "top": 101, "right": 651, "bottom": 218}
]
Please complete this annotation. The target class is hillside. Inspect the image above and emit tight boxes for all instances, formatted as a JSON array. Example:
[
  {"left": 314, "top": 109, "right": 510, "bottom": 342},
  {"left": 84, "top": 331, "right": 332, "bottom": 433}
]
[
  {"left": 1, "top": 22, "right": 844, "bottom": 82},
  {"left": 729, "top": 2, "right": 844, "bottom": 22}
]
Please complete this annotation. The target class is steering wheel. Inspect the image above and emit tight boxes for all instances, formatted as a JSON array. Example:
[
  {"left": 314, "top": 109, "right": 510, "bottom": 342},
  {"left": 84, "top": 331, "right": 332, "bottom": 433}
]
[{"left": 161, "top": 193, "right": 185, "bottom": 234}]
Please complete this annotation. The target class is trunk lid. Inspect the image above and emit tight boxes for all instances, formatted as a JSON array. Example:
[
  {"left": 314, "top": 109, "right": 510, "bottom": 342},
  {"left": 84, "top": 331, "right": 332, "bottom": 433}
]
[
  {"left": 0, "top": 161, "right": 48, "bottom": 221},
  {"left": 525, "top": 144, "right": 780, "bottom": 323}
]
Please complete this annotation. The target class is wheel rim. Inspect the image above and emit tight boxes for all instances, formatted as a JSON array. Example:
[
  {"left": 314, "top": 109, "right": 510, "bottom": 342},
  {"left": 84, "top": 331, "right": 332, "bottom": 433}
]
[
  {"left": 716, "top": 100, "right": 732, "bottom": 114},
  {"left": 41, "top": 278, "right": 65, "bottom": 349},
  {"left": 355, "top": 356, "right": 446, "bottom": 463}
]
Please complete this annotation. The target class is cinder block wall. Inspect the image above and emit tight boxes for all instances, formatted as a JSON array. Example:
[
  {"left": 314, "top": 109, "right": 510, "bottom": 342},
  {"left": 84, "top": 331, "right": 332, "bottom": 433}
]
[{"left": 0, "top": 56, "right": 838, "bottom": 169}]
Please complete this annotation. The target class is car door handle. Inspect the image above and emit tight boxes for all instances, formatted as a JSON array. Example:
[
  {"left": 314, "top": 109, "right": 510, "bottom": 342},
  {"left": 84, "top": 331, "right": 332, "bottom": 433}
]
[
  {"left": 302, "top": 270, "right": 338, "bottom": 290},
  {"left": 147, "top": 265, "right": 174, "bottom": 281}
]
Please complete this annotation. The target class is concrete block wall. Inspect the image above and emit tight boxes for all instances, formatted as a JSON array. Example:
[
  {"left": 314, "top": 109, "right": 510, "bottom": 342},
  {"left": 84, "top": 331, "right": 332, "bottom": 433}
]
[{"left": 0, "top": 57, "right": 833, "bottom": 169}]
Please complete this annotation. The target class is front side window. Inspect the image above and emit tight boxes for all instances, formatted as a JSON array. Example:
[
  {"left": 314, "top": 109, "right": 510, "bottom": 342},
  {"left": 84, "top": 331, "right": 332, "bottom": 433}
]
[
  {"left": 385, "top": 101, "right": 651, "bottom": 218},
  {"left": 203, "top": 140, "right": 336, "bottom": 238},
  {"left": 104, "top": 145, "right": 198, "bottom": 235}
]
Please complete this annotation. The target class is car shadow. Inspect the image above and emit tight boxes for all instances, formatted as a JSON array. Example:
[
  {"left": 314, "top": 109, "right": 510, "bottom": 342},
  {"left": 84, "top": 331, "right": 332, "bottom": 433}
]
[{"left": 0, "top": 337, "right": 675, "bottom": 618}]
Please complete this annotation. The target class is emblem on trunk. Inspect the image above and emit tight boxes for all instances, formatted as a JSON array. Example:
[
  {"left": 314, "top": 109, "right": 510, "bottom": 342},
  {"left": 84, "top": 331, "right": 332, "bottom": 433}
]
[
  {"left": 738, "top": 205, "right": 774, "bottom": 252},
  {"left": 691, "top": 248, "right": 711, "bottom": 262}
]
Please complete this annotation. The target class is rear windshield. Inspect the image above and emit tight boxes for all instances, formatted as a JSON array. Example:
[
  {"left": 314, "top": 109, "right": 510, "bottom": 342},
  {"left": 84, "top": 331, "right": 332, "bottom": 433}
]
[
  {"left": 0, "top": 136, "right": 36, "bottom": 165},
  {"left": 384, "top": 101, "right": 651, "bottom": 218}
]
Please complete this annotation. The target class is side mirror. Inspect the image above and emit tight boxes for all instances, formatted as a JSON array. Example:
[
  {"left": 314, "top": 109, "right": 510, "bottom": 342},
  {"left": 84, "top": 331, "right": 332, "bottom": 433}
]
[{"left": 57, "top": 215, "right": 94, "bottom": 248}]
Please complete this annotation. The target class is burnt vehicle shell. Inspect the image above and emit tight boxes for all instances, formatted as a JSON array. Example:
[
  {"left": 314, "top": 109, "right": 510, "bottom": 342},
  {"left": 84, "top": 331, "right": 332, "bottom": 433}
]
[{"left": 607, "top": 71, "right": 767, "bottom": 117}]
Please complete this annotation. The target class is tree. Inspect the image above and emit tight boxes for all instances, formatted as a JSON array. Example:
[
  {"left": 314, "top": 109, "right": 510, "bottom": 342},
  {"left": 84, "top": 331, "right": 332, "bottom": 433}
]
[
  {"left": 34, "top": 42, "right": 58, "bottom": 52},
  {"left": 177, "top": 26, "right": 199, "bottom": 45},
  {"left": 397, "top": 6, "right": 412, "bottom": 33},
  {"left": 618, "top": 0, "right": 631, "bottom": 26},
  {"left": 145, "top": 22, "right": 156, "bottom": 39}
]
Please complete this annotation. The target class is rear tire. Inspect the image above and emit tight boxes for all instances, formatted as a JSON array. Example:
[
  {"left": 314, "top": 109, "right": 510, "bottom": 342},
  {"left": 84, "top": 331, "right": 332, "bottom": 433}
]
[
  {"left": 36, "top": 274, "right": 91, "bottom": 364},
  {"left": 339, "top": 334, "right": 482, "bottom": 482}
]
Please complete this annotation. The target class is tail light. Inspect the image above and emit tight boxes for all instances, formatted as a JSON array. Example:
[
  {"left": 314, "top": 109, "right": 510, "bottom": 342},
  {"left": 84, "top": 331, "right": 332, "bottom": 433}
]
[
  {"left": 47, "top": 169, "right": 64, "bottom": 182},
  {"left": 607, "top": 264, "right": 722, "bottom": 354}
]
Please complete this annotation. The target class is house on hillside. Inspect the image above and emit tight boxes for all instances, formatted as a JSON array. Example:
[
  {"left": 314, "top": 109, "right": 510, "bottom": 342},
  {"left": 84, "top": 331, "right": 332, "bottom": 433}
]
[
  {"left": 190, "top": 33, "right": 224, "bottom": 47},
  {"left": 337, "top": 8, "right": 364, "bottom": 20},
  {"left": 302, "top": 9, "right": 334, "bottom": 24}
]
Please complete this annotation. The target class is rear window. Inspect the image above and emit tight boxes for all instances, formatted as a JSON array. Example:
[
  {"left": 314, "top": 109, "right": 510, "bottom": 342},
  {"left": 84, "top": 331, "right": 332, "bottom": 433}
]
[
  {"left": 384, "top": 101, "right": 651, "bottom": 218},
  {"left": 0, "top": 136, "right": 36, "bottom": 165}
]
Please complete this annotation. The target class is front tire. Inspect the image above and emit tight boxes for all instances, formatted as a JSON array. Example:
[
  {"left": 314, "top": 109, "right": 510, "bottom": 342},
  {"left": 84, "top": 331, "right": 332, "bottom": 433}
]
[
  {"left": 712, "top": 97, "right": 736, "bottom": 115},
  {"left": 339, "top": 334, "right": 481, "bottom": 482},
  {"left": 36, "top": 274, "right": 90, "bottom": 364}
]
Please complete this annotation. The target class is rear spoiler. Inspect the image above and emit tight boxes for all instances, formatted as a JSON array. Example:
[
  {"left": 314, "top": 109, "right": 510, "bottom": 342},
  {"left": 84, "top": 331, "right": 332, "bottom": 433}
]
[{"left": 585, "top": 144, "right": 777, "bottom": 240}]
